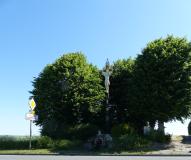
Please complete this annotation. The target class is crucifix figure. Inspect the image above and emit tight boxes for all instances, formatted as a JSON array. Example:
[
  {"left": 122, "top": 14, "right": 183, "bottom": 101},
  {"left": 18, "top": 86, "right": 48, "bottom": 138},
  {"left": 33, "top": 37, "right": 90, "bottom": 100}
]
[{"left": 102, "top": 59, "right": 112, "bottom": 93}]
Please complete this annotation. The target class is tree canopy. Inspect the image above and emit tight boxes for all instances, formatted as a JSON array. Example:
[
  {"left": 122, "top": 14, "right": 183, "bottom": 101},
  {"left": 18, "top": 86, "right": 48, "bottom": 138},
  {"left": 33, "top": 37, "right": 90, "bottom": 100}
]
[
  {"left": 133, "top": 36, "right": 191, "bottom": 127},
  {"left": 110, "top": 58, "right": 135, "bottom": 125},
  {"left": 31, "top": 52, "right": 105, "bottom": 138},
  {"left": 31, "top": 36, "right": 191, "bottom": 138}
]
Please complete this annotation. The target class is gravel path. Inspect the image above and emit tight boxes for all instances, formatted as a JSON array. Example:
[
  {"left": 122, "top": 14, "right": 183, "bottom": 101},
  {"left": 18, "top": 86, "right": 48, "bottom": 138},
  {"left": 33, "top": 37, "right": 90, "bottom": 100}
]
[{"left": 148, "top": 136, "right": 191, "bottom": 155}]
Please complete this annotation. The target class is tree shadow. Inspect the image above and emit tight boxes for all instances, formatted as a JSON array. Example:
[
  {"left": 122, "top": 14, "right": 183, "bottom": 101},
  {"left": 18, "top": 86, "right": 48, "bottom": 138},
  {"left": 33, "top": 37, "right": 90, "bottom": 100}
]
[
  {"left": 181, "top": 136, "right": 191, "bottom": 144},
  {"left": 50, "top": 142, "right": 173, "bottom": 155},
  {"left": 134, "top": 142, "right": 172, "bottom": 153}
]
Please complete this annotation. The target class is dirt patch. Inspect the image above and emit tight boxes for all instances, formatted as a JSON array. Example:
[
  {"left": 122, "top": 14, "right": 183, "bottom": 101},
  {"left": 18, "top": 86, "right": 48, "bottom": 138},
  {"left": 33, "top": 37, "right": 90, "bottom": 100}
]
[{"left": 147, "top": 135, "right": 191, "bottom": 155}]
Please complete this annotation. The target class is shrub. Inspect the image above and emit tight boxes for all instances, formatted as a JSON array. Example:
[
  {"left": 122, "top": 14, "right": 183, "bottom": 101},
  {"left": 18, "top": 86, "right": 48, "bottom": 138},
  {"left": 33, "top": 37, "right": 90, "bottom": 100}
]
[
  {"left": 146, "top": 130, "right": 171, "bottom": 143},
  {"left": 111, "top": 123, "right": 135, "bottom": 137},
  {"left": 54, "top": 139, "right": 71, "bottom": 150},
  {"left": 113, "top": 134, "right": 150, "bottom": 151},
  {"left": 36, "top": 136, "right": 53, "bottom": 148},
  {"left": 53, "top": 139, "right": 82, "bottom": 150}
]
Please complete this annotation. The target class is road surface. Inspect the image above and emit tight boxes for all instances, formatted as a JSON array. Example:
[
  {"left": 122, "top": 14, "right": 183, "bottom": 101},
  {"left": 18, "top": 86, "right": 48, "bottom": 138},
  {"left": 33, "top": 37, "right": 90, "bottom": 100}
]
[{"left": 0, "top": 156, "right": 191, "bottom": 160}]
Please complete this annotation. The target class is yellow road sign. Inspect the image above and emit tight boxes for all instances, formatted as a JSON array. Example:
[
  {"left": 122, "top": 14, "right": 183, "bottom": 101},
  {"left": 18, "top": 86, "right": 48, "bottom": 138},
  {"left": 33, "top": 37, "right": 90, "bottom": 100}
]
[{"left": 29, "top": 98, "right": 36, "bottom": 110}]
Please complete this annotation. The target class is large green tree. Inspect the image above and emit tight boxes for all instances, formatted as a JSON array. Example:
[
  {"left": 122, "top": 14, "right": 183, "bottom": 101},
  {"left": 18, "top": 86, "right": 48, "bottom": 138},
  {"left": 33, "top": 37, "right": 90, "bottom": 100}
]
[
  {"left": 31, "top": 52, "right": 105, "bottom": 138},
  {"left": 110, "top": 58, "right": 135, "bottom": 124},
  {"left": 110, "top": 59, "right": 147, "bottom": 133},
  {"left": 133, "top": 36, "right": 191, "bottom": 132}
]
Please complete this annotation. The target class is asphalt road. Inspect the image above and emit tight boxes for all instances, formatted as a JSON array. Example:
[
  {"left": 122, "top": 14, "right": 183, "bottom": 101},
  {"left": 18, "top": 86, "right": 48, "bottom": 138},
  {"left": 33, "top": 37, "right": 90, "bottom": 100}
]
[{"left": 0, "top": 156, "right": 191, "bottom": 160}]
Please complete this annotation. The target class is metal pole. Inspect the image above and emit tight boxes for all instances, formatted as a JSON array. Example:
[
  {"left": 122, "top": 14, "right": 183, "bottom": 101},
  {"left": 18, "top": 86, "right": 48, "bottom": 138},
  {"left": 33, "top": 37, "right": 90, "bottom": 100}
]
[{"left": 29, "top": 120, "right": 32, "bottom": 149}]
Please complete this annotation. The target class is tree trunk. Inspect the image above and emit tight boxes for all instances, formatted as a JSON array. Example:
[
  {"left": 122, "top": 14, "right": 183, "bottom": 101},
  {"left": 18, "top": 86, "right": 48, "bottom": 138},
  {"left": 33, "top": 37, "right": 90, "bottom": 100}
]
[
  {"left": 149, "top": 120, "right": 156, "bottom": 131},
  {"left": 158, "top": 121, "right": 165, "bottom": 134}
]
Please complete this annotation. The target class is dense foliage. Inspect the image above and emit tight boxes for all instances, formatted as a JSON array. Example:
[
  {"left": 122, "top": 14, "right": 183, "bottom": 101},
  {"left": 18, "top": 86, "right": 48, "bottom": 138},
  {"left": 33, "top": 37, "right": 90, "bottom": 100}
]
[
  {"left": 110, "top": 59, "right": 135, "bottom": 125},
  {"left": 188, "top": 121, "right": 191, "bottom": 135},
  {"left": 31, "top": 36, "right": 191, "bottom": 141},
  {"left": 31, "top": 53, "right": 105, "bottom": 138},
  {"left": 132, "top": 36, "right": 191, "bottom": 132}
]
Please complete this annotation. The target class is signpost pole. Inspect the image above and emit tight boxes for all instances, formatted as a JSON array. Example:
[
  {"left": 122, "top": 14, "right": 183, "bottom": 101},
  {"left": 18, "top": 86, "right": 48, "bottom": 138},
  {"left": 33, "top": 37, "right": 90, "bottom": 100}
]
[
  {"left": 29, "top": 120, "right": 32, "bottom": 149},
  {"left": 27, "top": 98, "right": 36, "bottom": 150}
]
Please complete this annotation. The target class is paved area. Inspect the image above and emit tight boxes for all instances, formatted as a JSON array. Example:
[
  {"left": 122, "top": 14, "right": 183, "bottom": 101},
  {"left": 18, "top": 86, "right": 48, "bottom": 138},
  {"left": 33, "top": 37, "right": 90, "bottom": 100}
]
[
  {"left": 0, "top": 156, "right": 191, "bottom": 160},
  {"left": 147, "top": 136, "right": 191, "bottom": 155}
]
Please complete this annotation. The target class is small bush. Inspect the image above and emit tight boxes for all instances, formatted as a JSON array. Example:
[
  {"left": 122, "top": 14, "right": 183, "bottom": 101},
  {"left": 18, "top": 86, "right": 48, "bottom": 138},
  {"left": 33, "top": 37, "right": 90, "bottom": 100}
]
[
  {"left": 36, "top": 136, "right": 53, "bottom": 149},
  {"left": 53, "top": 139, "right": 82, "bottom": 150},
  {"left": 54, "top": 140, "right": 71, "bottom": 150},
  {"left": 113, "top": 134, "right": 150, "bottom": 151},
  {"left": 146, "top": 130, "right": 171, "bottom": 143},
  {"left": 111, "top": 123, "right": 135, "bottom": 137}
]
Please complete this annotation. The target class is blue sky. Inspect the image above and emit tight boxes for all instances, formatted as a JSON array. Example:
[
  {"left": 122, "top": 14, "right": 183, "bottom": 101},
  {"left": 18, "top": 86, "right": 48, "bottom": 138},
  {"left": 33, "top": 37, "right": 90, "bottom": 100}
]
[{"left": 0, "top": 0, "right": 191, "bottom": 135}]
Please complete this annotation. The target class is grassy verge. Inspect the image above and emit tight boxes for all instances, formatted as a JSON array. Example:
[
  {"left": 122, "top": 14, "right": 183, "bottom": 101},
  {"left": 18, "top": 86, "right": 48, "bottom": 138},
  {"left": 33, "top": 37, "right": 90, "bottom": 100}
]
[
  {"left": 0, "top": 149, "right": 55, "bottom": 155},
  {"left": 0, "top": 149, "right": 148, "bottom": 155}
]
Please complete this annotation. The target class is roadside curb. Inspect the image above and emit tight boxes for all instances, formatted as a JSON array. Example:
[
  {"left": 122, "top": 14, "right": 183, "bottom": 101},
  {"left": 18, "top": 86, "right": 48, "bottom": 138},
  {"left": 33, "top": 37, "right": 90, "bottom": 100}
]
[{"left": 0, "top": 154, "right": 191, "bottom": 156}]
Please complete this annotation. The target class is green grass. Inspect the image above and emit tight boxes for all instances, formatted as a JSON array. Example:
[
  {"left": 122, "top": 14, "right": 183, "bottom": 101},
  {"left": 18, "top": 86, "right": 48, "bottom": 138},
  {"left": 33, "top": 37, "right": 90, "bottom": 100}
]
[
  {"left": 0, "top": 149, "right": 55, "bottom": 155},
  {"left": 0, "top": 149, "right": 148, "bottom": 155}
]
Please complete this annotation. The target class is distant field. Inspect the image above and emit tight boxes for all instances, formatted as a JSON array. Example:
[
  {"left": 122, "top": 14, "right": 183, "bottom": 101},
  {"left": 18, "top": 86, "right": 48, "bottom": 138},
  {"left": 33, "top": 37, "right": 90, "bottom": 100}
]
[
  {"left": 0, "top": 135, "right": 82, "bottom": 151},
  {"left": 0, "top": 135, "right": 40, "bottom": 139},
  {"left": 0, "top": 149, "right": 53, "bottom": 155},
  {"left": 0, "top": 135, "right": 40, "bottom": 150}
]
